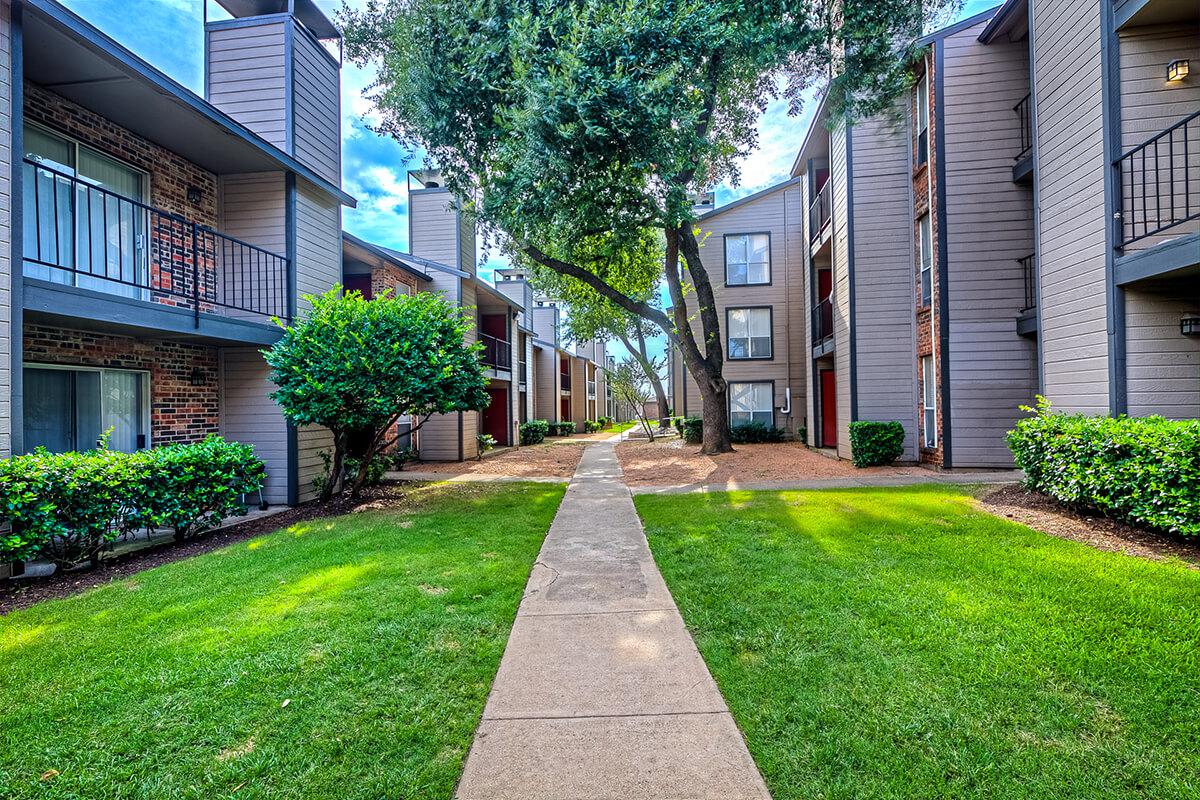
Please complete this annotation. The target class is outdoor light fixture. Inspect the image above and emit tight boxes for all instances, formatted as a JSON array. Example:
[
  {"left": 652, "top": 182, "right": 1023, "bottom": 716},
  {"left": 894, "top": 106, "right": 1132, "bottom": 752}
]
[
  {"left": 1181, "top": 315, "right": 1200, "bottom": 337},
  {"left": 190, "top": 366, "right": 207, "bottom": 386},
  {"left": 1167, "top": 59, "right": 1189, "bottom": 82},
  {"left": 187, "top": 185, "right": 203, "bottom": 204}
]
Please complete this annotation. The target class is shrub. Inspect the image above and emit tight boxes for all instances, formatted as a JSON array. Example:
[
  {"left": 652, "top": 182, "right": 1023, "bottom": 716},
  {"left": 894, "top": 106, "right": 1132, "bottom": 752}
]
[
  {"left": 584, "top": 419, "right": 603, "bottom": 433},
  {"left": 672, "top": 417, "right": 685, "bottom": 434},
  {"left": 556, "top": 421, "right": 578, "bottom": 436},
  {"left": 848, "top": 421, "right": 906, "bottom": 467},
  {"left": 392, "top": 447, "right": 419, "bottom": 470},
  {"left": 1007, "top": 397, "right": 1200, "bottom": 537},
  {"left": 477, "top": 433, "right": 497, "bottom": 458},
  {"left": 0, "top": 436, "right": 265, "bottom": 567},
  {"left": 520, "top": 419, "right": 550, "bottom": 445},
  {"left": 682, "top": 417, "right": 703, "bottom": 445},
  {"left": 730, "top": 422, "right": 787, "bottom": 444}
]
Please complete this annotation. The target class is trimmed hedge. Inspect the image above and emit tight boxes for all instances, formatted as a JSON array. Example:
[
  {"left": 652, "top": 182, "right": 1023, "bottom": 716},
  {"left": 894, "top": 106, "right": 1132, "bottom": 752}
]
[
  {"left": 519, "top": 419, "right": 550, "bottom": 445},
  {"left": 0, "top": 436, "right": 265, "bottom": 566},
  {"left": 584, "top": 419, "right": 603, "bottom": 433},
  {"left": 730, "top": 421, "right": 787, "bottom": 444},
  {"left": 682, "top": 417, "right": 703, "bottom": 445},
  {"left": 555, "top": 421, "right": 578, "bottom": 436},
  {"left": 1007, "top": 397, "right": 1200, "bottom": 537},
  {"left": 848, "top": 421, "right": 906, "bottom": 467}
]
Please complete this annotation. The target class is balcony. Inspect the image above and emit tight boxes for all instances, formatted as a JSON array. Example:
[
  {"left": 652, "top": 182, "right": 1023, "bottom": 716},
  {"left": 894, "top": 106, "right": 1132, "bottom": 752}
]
[
  {"left": 811, "top": 296, "right": 834, "bottom": 357},
  {"left": 1013, "top": 93, "right": 1033, "bottom": 182},
  {"left": 22, "top": 159, "right": 290, "bottom": 333},
  {"left": 808, "top": 180, "right": 832, "bottom": 246},
  {"left": 561, "top": 372, "right": 571, "bottom": 392},
  {"left": 479, "top": 333, "right": 512, "bottom": 370},
  {"left": 1016, "top": 252, "right": 1037, "bottom": 338},
  {"left": 587, "top": 380, "right": 597, "bottom": 399},
  {"left": 1114, "top": 110, "right": 1199, "bottom": 249},
  {"left": 518, "top": 360, "right": 528, "bottom": 388}
]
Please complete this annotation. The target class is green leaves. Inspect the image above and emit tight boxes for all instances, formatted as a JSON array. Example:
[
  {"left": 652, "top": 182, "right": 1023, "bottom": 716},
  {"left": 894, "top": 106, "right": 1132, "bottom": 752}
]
[{"left": 848, "top": 421, "right": 906, "bottom": 467}]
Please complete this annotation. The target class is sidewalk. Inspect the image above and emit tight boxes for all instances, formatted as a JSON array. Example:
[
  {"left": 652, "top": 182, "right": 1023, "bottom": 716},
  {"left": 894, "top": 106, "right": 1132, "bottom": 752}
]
[{"left": 455, "top": 441, "right": 770, "bottom": 800}]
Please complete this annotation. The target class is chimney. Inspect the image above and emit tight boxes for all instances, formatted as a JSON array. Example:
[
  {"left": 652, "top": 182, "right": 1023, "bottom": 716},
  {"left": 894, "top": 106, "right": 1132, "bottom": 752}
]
[
  {"left": 408, "top": 169, "right": 477, "bottom": 275},
  {"left": 204, "top": 0, "right": 343, "bottom": 187},
  {"left": 532, "top": 298, "right": 561, "bottom": 346},
  {"left": 494, "top": 267, "right": 532, "bottom": 326}
]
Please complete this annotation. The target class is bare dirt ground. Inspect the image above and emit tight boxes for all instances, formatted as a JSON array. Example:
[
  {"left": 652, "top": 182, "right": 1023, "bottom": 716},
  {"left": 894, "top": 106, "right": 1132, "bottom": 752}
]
[
  {"left": 979, "top": 484, "right": 1200, "bottom": 568},
  {"left": 615, "top": 437, "right": 926, "bottom": 486},
  {"left": 414, "top": 441, "right": 588, "bottom": 478}
]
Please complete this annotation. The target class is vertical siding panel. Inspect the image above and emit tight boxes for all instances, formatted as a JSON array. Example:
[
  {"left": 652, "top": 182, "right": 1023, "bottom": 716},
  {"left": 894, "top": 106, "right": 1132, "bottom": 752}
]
[
  {"left": 0, "top": 1, "right": 11, "bottom": 456},
  {"left": 830, "top": 122, "right": 853, "bottom": 458},
  {"left": 205, "top": 21, "right": 288, "bottom": 150},
  {"left": 943, "top": 25, "right": 1038, "bottom": 466},
  {"left": 292, "top": 28, "right": 341, "bottom": 185},
  {"left": 1125, "top": 284, "right": 1200, "bottom": 417},
  {"left": 219, "top": 348, "right": 288, "bottom": 505}
]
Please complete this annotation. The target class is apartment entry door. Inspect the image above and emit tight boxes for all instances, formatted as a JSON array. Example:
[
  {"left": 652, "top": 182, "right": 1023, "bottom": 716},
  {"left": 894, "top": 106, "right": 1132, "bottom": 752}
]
[
  {"left": 483, "top": 387, "right": 510, "bottom": 446},
  {"left": 819, "top": 369, "right": 837, "bottom": 447}
]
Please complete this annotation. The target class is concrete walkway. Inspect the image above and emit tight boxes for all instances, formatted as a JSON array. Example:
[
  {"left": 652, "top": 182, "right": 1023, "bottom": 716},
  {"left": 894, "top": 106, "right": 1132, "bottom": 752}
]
[{"left": 455, "top": 441, "right": 770, "bottom": 800}]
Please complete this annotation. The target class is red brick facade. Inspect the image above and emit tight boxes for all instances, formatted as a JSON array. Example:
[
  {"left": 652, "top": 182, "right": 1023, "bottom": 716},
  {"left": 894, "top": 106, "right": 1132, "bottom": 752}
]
[
  {"left": 22, "top": 324, "right": 220, "bottom": 446},
  {"left": 371, "top": 264, "right": 420, "bottom": 299},
  {"left": 911, "top": 56, "right": 945, "bottom": 467}
]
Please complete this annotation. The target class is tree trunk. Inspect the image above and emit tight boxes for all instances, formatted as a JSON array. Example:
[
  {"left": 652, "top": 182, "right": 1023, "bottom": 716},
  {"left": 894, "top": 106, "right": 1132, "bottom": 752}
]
[
  {"left": 618, "top": 329, "right": 672, "bottom": 430},
  {"left": 323, "top": 431, "right": 348, "bottom": 501},
  {"left": 694, "top": 367, "right": 733, "bottom": 455}
]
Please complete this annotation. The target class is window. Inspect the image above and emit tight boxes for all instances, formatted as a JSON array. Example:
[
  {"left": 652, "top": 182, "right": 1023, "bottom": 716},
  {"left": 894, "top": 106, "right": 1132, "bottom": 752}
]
[
  {"left": 921, "top": 356, "right": 937, "bottom": 448},
  {"left": 918, "top": 214, "right": 932, "bottom": 306},
  {"left": 915, "top": 74, "right": 930, "bottom": 166},
  {"left": 727, "top": 308, "right": 772, "bottom": 359},
  {"left": 23, "top": 364, "right": 149, "bottom": 454},
  {"left": 725, "top": 233, "right": 770, "bottom": 285},
  {"left": 729, "top": 382, "right": 773, "bottom": 427}
]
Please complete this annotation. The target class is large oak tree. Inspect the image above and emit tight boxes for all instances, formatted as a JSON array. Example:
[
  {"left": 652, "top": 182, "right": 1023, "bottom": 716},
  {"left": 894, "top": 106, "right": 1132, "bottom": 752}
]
[{"left": 343, "top": 0, "right": 956, "bottom": 453}]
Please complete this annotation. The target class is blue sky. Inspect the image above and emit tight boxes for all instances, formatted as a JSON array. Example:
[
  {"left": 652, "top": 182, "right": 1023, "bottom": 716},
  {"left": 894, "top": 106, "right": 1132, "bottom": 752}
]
[{"left": 63, "top": 0, "right": 996, "bottom": 358}]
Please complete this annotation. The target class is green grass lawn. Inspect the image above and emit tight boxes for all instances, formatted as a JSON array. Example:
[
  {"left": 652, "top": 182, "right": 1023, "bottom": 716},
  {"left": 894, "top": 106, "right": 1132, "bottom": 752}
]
[
  {"left": 637, "top": 486, "right": 1200, "bottom": 800},
  {"left": 0, "top": 482, "right": 564, "bottom": 800},
  {"left": 608, "top": 420, "right": 638, "bottom": 434}
]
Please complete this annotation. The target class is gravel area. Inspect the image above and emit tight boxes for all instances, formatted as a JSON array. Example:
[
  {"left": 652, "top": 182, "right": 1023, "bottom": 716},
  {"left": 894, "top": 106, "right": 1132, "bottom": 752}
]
[
  {"left": 615, "top": 438, "right": 926, "bottom": 486},
  {"left": 979, "top": 484, "right": 1200, "bottom": 568},
  {"left": 413, "top": 441, "right": 587, "bottom": 478}
]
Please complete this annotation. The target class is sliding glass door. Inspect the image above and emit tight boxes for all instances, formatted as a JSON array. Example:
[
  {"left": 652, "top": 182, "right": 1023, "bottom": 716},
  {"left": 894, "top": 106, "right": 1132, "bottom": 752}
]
[{"left": 23, "top": 365, "right": 148, "bottom": 454}]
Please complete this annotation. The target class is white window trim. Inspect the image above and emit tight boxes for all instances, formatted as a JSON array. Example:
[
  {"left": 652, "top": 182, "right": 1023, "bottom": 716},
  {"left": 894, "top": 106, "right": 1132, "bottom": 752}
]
[
  {"left": 24, "top": 362, "right": 152, "bottom": 450},
  {"left": 724, "top": 233, "right": 771, "bottom": 286},
  {"left": 727, "top": 307, "right": 773, "bottom": 360},
  {"left": 918, "top": 214, "right": 933, "bottom": 307},
  {"left": 728, "top": 381, "right": 774, "bottom": 428},
  {"left": 921, "top": 356, "right": 937, "bottom": 449}
]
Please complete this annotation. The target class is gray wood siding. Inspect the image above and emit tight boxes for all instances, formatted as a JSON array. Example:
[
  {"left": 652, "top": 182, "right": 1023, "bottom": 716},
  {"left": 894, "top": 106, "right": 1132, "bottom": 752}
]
[
  {"left": 534, "top": 345, "right": 560, "bottom": 422},
  {"left": 831, "top": 122, "right": 853, "bottom": 458},
  {"left": 570, "top": 355, "right": 587, "bottom": 423},
  {"left": 219, "top": 348, "right": 288, "bottom": 505},
  {"left": 1117, "top": 26, "right": 1200, "bottom": 253},
  {"left": 294, "top": 180, "right": 341, "bottom": 500},
  {"left": 943, "top": 24, "right": 1038, "bottom": 467},
  {"left": 205, "top": 20, "right": 288, "bottom": 150},
  {"left": 292, "top": 26, "right": 341, "bottom": 185},
  {"left": 1125, "top": 282, "right": 1199, "bottom": 418},
  {"left": 0, "top": 2, "right": 10, "bottom": 456},
  {"left": 850, "top": 112, "right": 920, "bottom": 462},
  {"left": 1031, "top": 0, "right": 1111, "bottom": 414},
  {"left": 217, "top": 172, "right": 287, "bottom": 322},
  {"left": 410, "top": 189, "right": 461, "bottom": 268}
]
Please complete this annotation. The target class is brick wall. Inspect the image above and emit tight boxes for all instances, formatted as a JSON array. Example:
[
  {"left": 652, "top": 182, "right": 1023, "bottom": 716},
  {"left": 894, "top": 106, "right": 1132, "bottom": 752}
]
[
  {"left": 22, "top": 324, "right": 219, "bottom": 446},
  {"left": 371, "top": 264, "right": 420, "bottom": 299}
]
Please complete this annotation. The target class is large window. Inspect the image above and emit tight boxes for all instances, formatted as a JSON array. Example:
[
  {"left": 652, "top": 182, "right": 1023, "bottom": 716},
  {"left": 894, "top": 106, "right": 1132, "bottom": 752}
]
[
  {"left": 726, "top": 307, "right": 772, "bottom": 360},
  {"left": 725, "top": 233, "right": 770, "bottom": 286},
  {"left": 915, "top": 73, "right": 930, "bottom": 166},
  {"left": 729, "top": 382, "right": 773, "bottom": 427},
  {"left": 23, "top": 364, "right": 149, "bottom": 454},
  {"left": 918, "top": 214, "right": 932, "bottom": 307},
  {"left": 921, "top": 355, "right": 937, "bottom": 448}
]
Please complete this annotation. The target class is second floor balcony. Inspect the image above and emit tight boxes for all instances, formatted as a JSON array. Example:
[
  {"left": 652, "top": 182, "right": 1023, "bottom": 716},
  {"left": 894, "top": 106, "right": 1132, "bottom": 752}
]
[
  {"left": 808, "top": 179, "right": 832, "bottom": 245},
  {"left": 479, "top": 332, "right": 512, "bottom": 370},
  {"left": 1114, "top": 110, "right": 1199, "bottom": 251},
  {"left": 23, "top": 159, "right": 290, "bottom": 330},
  {"left": 812, "top": 296, "right": 834, "bottom": 356},
  {"left": 561, "top": 371, "right": 571, "bottom": 392}
]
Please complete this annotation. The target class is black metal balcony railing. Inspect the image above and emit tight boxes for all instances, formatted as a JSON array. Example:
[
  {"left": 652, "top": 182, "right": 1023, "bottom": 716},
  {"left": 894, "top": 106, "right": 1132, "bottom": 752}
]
[
  {"left": 1014, "top": 93, "right": 1033, "bottom": 162},
  {"left": 23, "top": 159, "right": 290, "bottom": 324},
  {"left": 808, "top": 180, "right": 832, "bottom": 244},
  {"left": 812, "top": 296, "right": 834, "bottom": 346},
  {"left": 479, "top": 333, "right": 512, "bottom": 369},
  {"left": 518, "top": 360, "right": 528, "bottom": 386},
  {"left": 1115, "top": 110, "right": 1200, "bottom": 247},
  {"left": 1018, "top": 253, "right": 1036, "bottom": 312},
  {"left": 587, "top": 380, "right": 597, "bottom": 399},
  {"left": 561, "top": 372, "right": 571, "bottom": 391}
]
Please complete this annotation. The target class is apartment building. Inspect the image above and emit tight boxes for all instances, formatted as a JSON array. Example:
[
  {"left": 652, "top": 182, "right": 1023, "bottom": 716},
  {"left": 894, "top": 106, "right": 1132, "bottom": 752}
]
[
  {"left": 671, "top": 0, "right": 1198, "bottom": 468},
  {"left": 0, "top": 0, "right": 354, "bottom": 504}
]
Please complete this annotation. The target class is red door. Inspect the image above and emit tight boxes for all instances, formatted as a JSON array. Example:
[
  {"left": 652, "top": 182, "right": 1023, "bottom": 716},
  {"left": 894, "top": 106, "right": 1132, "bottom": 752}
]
[
  {"left": 483, "top": 387, "right": 510, "bottom": 446},
  {"left": 817, "top": 268, "right": 832, "bottom": 301},
  {"left": 560, "top": 397, "right": 571, "bottom": 423},
  {"left": 820, "top": 370, "right": 837, "bottom": 447}
]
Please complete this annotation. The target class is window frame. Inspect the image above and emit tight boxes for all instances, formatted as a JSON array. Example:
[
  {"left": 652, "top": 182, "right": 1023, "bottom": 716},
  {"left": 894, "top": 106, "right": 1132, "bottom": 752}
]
[
  {"left": 918, "top": 213, "right": 933, "bottom": 308},
  {"left": 725, "top": 306, "right": 774, "bottom": 361},
  {"left": 915, "top": 72, "right": 930, "bottom": 168},
  {"left": 25, "top": 121, "right": 151, "bottom": 201},
  {"left": 22, "top": 362, "right": 152, "bottom": 453},
  {"left": 723, "top": 232, "right": 773, "bottom": 287},
  {"left": 727, "top": 380, "right": 775, "bottom": 429},
  {"left": 921, "top": 355, "right": 937, "bottom": 449}
]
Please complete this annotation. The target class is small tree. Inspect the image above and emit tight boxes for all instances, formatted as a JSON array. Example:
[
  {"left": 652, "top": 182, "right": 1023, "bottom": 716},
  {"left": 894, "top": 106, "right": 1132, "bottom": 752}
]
[
  {"left": 609, "top": 358, "right": 657, "bottom": 442},
  {"left": 265, "top": 287, "right": 490, "bottom": 499}
]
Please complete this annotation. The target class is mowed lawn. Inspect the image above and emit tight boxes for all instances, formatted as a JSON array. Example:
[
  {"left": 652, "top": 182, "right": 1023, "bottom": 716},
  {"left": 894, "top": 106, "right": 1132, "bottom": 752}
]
[
  {"left": 637, "top": 486, "right": 1200, "bottom": 800},
  {"left": 0, "top": 482, "right": 564, "bottom": 800}
]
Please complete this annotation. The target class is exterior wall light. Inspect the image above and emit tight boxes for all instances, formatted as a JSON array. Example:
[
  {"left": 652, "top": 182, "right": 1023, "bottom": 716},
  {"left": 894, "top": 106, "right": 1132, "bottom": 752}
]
[
  {"left": 1181, "top": 315, "right": 1200, "bottom": 337},
  {"left": 1166, "top": 59, "right": 1189, "bottom": 82}
]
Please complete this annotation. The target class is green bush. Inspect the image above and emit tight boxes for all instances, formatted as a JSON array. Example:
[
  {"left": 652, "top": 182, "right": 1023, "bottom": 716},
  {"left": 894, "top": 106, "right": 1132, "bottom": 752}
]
[
  {"left": 584, "top": 419, "right": 603, "bottom": 433},
  {"left": 477, "top": 433, "right": 497, "bottom": 458},
  {"left": 672, "top": 417, "right": 685, "bottom": 434},
  {"left": 0, "top": 436, "right": 265, "bottom": 567},
  {"left": 730, "top": 421, "right": 787, "bottom": 444},
  {"left": 848, "top": 421, "right": 906, "bottom": 467},
  {"left": 682, "top": 417, "right": 703, "bottom": 445},
  {"left": 392, "top": 447, "right": 419, "bottom": 470},
  {"left": 555, "top": 421, "right": 578, "bottom": 436},
  {"left": 520, "top": 419, "right": 550, "bottom": 445},
  {"left": 1007, "top": 397, "right": 1200, "bottom": 537}
]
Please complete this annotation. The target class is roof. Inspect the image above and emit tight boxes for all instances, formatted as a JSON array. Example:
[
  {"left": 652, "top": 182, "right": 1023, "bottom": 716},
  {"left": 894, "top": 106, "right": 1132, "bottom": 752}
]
[
  {"left": 215, "top": 0, "right": 340, "bottom": 41},
  {"left": 342, "top": 232, "right": 433, "bottom": 282},
  {"left": 697, "top": 177, "right": 802, "bottom": 223},
  {"left": 915, "top": 5, "right": 1003, "bottom": 47},
  {"left": 977, "top": 0, "right": 1027, "bottom": 43},
  {"left": 371, "top": 244, "right": 523, "bottom": 310},
  {"left": 25, "top": 0, "right": 355, "bottom": 207},
  {"left": 790, "top": 90, "right": 831, "bottom": 178}
]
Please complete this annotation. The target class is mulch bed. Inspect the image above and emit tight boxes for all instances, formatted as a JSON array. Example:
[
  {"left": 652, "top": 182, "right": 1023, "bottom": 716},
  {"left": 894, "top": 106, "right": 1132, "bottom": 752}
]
[
  {"left": 0, "top": 482, "right": 439, "bottom": 615},
  {"left": 979, "top": 484, "right": 1200, "bottom": 568}
]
